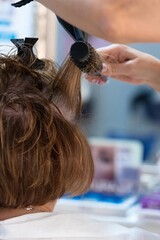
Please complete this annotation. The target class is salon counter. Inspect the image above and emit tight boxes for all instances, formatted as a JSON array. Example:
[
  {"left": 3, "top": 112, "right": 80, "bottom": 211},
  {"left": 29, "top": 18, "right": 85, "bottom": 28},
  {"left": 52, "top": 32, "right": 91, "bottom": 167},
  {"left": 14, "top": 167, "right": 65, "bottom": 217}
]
[{"left": 55, "top": 164, "right": 160, "bottom": 235}]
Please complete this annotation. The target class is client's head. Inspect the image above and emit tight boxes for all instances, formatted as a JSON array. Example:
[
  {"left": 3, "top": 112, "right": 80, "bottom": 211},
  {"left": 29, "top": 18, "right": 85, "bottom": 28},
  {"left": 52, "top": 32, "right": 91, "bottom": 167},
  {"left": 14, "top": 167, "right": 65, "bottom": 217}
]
[{"left": 0, "top": 41, "right": 94, "bottom": 216}]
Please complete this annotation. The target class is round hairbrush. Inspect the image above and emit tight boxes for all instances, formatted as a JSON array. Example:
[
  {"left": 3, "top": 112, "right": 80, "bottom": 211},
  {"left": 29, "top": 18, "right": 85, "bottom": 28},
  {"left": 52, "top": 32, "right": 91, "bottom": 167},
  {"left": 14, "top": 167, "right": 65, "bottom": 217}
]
[
  {"left": 70, "top": 41, "right": 102, "bottom": 74},
  {"left": 70, "top": 41, "right": 107, "bottom": 82}
]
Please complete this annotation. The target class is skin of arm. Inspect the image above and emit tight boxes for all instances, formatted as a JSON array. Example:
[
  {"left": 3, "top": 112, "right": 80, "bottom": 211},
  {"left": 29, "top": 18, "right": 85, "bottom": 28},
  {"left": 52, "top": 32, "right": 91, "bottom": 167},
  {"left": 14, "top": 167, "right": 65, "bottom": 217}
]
[
  {"left": 36, "top": 0, "right": 160, "bottom": 43},
  {"left": 86, "top": 44, "right": 160, "bottom": 92}
]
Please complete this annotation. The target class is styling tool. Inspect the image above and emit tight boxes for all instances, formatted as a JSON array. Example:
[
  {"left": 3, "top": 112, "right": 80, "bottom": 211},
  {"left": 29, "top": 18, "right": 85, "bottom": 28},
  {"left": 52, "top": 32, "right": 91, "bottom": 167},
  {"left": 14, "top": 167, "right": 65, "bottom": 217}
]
[
  {"left": 11, "top": 0, "right": 33, "bottom": 7},
  {"left": 57, "top": 17, "right": 108, "bottom": 83},
  {"left": 11, "top": 37, "right": 45, "bottom": 69}
]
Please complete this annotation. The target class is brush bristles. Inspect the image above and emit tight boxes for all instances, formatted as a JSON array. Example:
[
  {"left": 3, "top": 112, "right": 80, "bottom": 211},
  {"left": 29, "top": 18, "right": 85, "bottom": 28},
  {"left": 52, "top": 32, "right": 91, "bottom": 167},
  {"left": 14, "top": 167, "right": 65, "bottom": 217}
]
[{"left": 70, "top": 42, "right": 102, "bottom": 74}]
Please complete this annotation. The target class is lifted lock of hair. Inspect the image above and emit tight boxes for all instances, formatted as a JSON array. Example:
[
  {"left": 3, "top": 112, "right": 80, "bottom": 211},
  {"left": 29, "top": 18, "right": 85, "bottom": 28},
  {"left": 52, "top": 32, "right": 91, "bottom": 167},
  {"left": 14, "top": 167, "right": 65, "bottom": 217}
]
[{"left": 57, "top": 17, "right": 108, "bottom": 82}]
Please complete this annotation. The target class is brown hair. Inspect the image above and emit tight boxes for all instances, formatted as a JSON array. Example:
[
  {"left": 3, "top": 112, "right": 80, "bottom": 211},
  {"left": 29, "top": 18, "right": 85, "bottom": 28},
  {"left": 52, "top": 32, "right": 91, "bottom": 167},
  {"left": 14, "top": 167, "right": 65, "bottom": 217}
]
[{"left": 0, "top": 51, "right": 94, "bottom": 208}]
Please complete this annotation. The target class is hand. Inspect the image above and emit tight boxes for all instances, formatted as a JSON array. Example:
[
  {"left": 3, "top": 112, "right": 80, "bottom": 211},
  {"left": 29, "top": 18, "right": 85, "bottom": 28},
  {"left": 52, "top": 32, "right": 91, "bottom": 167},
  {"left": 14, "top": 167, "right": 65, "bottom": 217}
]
[{"left": 86, "top": 44, "right": 160, "bottom": 92}]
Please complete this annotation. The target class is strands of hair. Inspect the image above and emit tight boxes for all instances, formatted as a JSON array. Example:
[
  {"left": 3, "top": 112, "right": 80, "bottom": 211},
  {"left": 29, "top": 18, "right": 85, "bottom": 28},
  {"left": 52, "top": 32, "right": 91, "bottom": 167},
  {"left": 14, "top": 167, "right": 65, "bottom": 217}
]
[
  {"left": 57, "top": 17, "right": 108, "bottom": 83},
  {"left": 53, "top": 56, "right": 82, "bottom": 116}
]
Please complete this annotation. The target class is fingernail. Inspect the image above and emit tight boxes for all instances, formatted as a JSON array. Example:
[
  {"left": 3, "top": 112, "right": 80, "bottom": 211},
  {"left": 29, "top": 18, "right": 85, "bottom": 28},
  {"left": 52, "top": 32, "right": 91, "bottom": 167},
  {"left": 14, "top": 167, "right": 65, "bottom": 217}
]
[
  {"left": 91, "top": 79, "right": 106, "bottom": 85},
  {"left": 97, "top": 80, "right": 106, "bottom": 85}
]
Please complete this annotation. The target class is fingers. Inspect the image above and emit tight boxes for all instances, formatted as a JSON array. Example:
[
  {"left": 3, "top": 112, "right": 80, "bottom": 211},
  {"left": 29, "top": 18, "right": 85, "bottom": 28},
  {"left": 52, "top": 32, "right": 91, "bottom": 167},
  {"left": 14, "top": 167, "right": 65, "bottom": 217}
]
[
  {"left": 85, "top": 61, "right": 132, "bottom": 84},
  {"left": 102, "top": 61, "right": 133, "bottom": 76},
  {"left": 85, "top": 64, "right": 109, "bottom": 85},
  {"left": 86, "top": 73, "right": 138, "bottom": 85},
  {"left": 97, "top": 44, "right": 137, "bottom": 63},
  {"left": 85, "top": 74, "right": 107, "bottom": 85},
  {"left": 86, "top": 44, "right": 140, "bottom": 85}
]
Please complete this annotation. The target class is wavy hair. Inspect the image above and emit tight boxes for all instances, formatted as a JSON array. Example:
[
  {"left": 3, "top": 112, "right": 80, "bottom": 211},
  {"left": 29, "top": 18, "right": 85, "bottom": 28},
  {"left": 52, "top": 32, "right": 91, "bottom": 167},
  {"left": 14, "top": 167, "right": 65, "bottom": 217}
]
[{"left": 0, "top": 51, "right": 94, "bottom": 208}]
